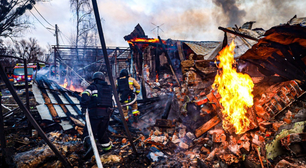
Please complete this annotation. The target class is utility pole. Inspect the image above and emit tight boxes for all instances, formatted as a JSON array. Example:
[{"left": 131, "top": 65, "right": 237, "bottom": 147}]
[
  {"left": 91, "top": 0, "right": 138, "bottom": 155},
  {"left": 54, "top": 24, "right": 59, "bottom": 78}
]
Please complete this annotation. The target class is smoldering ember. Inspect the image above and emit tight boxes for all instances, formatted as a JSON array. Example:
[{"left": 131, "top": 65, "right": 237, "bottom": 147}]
[{"left": 1, "top": 3, "right": 306, "bottom": 168}]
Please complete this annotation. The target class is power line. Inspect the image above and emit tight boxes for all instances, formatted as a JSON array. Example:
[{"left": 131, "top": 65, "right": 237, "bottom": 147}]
[
  {"left": 59, "top": 31, "right": 66, "bottom": 44},
  {"left": 59, "top": 30, "right": 70, "bottom": 44},
  {"left": 29, "top": 10, "right": 54, "bottom": 35},
  {"left": 33, "top": 6, "right": 54, "bottom": 28}
]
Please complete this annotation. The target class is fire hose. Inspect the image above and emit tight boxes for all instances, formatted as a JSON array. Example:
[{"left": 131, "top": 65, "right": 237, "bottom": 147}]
[
  {"left": 120, "top": 93, "right": 137, "bottom": 107},
  {"left": 85, "top": 110, "right": 103, "bottom": 168}
]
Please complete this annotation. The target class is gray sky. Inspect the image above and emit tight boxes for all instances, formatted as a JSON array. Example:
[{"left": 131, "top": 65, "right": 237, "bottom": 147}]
[{"left": 20, "top": 0, "right": 306, "bottom": 49}]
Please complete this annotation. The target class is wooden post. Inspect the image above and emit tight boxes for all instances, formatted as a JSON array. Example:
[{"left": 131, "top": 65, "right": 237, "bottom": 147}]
[
  {"left": 135, "top": 45, "right": 147, "bottom": 100},
  {"left": 177, "top": 41, "right": 185, "bottom": 61},
  {"left": 155, "top": 43, "right": 160, "bottom": 81},
  {"left": 23, "top": 59, "right": 30, "bottom": 111},
  {"left": 23, "top": 59, "right": 31, "bottom": 135}
]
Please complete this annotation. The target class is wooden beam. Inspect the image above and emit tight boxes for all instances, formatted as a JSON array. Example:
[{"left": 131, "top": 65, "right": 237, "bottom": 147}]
[
  {"left": 218, "top": 26, "right": 259, "bottom": 41},
  {"left": 37, "top": 80, "right": 60, "bottom": 122},
  {"left": 195, "top": 115, "right": 221, "bottom": 138},
  {"left": 177, "top": 41, "right": 185, "bottom": 61}
]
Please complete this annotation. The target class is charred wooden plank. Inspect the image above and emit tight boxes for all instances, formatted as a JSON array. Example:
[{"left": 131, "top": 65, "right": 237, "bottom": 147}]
[
  {"left": 52, "top": 81, "right": 83, "bottom": 118},
  {"left": 269, "top": 53, "right": 304, "bottom": 78},
  {"left": 265, "top": 41, "right": 306, "bottom": 72},
  {"left": 280, "top": 46, "right": 306, "bottom": 72},
  {"left": 36, "top": 79, "right": 60, "bottom": 122},
  {"left": 267, "top": 53, "right": 305, "bottom": 80},
  {"left": 177, "top": 41, "right": 185, "bottom": 61},
  {"left": 195, "top": 115, "right": 221, "bottom": 138}
]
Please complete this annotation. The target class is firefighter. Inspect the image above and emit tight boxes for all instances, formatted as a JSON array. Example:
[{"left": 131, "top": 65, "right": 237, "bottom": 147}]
[
  {"left": 116, "top": 69, "right": 140, "bottom": 121},
  {"left": 81, "top": 71, "right": 113, "bottom": 157}
]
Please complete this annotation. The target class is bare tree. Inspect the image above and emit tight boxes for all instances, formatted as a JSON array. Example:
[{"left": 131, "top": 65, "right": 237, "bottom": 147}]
[
  {"left": 0, "top": 39, "right": 6, "bottom": 54},
  {"left": 0, "top": 39, "right": 17, "bottom": 67},
  {"left": 13, "top": 37, "right": 45, "bottom": 62},
  {"left": 78, "top": 15, "right": 97, "bottom": 47},
  {"left": 70, "top": 0, "right": 95, "bottom": 47},
  {"left": 0, "top": 0, "right": 36, "bottom": 38}
]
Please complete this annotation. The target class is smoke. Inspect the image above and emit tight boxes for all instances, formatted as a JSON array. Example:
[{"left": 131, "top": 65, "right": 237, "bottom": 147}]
[
  {"left": 212, "top": 0, "right": 246, "bottom": 27},
  {"left": 98, "top": 0, "right": 223, "bottom": 43},
  {"left": 212, "top": 0, "right": 305, "bottom": 29},
  {"left": 27, "top": 0, "right": 306, "bottom": 50},
  {"left": 244, "top": 0, "right": 305, "bottom": 30}
]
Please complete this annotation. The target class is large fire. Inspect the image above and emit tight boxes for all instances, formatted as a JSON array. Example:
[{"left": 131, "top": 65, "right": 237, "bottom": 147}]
[{"left": 213, "top": 41, "right": 254, "bottom": 134}]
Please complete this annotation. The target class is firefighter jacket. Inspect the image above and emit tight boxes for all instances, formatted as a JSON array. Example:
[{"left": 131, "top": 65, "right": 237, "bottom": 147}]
[
  {"left": 116, "top": 76, "right": 140, "bottom": 103},
  {"left": 81, "top": 80, "right": 113, "bottom": 118}
]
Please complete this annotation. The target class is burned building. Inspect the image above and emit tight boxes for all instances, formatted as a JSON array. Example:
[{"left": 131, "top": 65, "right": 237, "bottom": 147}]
[{"left": 1, "top": 13, "right": 306, "bottom": 168}]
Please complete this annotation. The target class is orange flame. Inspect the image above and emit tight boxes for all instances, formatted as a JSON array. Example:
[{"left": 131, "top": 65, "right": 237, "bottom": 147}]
[
  {"left": 213, "top": 41, "right": 254, "bottom": 134},
  {"left": 128, "top": 37, "right": 165, "bottom": 46},
  {"left": 59, "top": 78, "right": 84, "bottom": 93},
  {"left": 60, "top": 79, "right": 68, "bottom": 88}
]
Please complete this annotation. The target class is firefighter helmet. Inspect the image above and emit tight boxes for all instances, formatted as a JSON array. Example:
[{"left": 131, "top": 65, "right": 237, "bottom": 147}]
[
  {"left": 92, "top": 71, "right": 105, "bottom": 80},
  {"left": 119, "top": 69, "right": 128, "bottom": 77}
]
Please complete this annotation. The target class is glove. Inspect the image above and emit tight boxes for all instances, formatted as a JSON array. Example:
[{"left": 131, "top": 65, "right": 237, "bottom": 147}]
[{"left": 135, "top": 90, "right": 140, "bottom": 95}]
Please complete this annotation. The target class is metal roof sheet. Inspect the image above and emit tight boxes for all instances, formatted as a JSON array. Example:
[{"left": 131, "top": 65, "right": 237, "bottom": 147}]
[{"left": 184, "top": 42, "right": 210, "bottom": 57}]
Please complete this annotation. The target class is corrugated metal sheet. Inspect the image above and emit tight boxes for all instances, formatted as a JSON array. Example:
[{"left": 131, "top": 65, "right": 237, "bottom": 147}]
[
  {"left": 184, "top": 41, "right": 221, "bottom": 60},
  {"left": 32, "top": 82, "right": 85, "bottom": 131},
  {"left": 184, "top": 42, "right": 210, "bottom": 57},
  {"left": 117, "top": 49, "right": 130, "bottom": 59},
  {"left": 226, "top": 28, "right": 261, "bottom": 58},
  {"left": 288, "top": 17, "right": 306, "bottom": 27}
]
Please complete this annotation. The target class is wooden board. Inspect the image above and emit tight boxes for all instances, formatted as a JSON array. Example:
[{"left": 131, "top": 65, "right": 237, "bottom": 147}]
[{"left": 195, "top": 115, "right": 221, "bottom": 138}]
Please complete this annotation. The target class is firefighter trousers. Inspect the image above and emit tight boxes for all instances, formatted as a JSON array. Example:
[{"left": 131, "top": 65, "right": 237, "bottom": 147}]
[
  {"left": 122, "top": 101, "right": 139, "bottom": 119},
  {"left": 83, "top": 116, "right": 111, "bottom": 149}
]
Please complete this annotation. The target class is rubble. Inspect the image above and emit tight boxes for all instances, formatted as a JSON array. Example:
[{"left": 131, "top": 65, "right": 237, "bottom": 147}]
[{"left": 280, "top": 133, "right": 306, "bottom": 156}]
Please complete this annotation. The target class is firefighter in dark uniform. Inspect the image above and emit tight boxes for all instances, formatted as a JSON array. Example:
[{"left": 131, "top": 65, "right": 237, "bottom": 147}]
[
  {"left": 81, "top": 72, "right": 113, "bottom": 156},
  {"left": 116, "top": 69, "right": 140, "bottom": 121}
]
